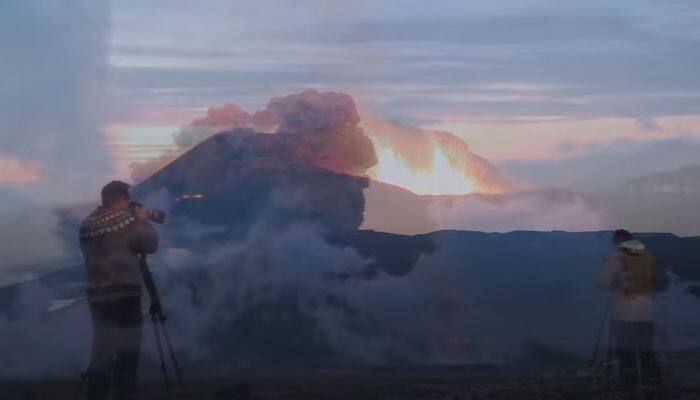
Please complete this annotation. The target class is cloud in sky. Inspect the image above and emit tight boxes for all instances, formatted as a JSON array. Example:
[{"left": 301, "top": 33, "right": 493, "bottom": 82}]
[
  {"left": 0, "top": 155, "right": 41, "bottom": 184},
  {"left": 503, "top": 136, "right": 700, "bottom": 192},
  {"left": 107, "top": 0, "right": 700, "bottom": 124},
  {"left": 102, "top": 0, "right": 700, "bottom": 182},
  {"left": 1, "top": 1, "right": 698, "bottom": 229}
]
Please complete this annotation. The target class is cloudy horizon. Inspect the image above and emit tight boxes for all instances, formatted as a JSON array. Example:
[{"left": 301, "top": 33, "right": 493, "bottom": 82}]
[
  {"left": 3, "top": 0, "right": 699, "bottom": 187},
  {"left": 2, "top": 0, "right": 700, "bottom": 283}
]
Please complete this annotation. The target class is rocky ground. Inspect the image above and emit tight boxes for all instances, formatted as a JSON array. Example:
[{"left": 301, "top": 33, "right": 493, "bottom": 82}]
[{"left": 2, "top": 365, "right": 699, "bottom": 400}]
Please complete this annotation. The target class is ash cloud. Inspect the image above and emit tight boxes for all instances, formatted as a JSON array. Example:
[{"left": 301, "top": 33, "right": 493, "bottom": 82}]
[{"left": 135, "top": 90, "right": 377, "bottom": 181}]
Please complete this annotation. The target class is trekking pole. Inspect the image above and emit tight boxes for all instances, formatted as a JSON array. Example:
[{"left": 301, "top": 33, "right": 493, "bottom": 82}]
[
  {"left": 152, "top": 311, "right": 173, "bottom": 398},
  {"left": 159, "top": 316, "right": 185, "bottom": 387},
  {"left": 589, "top": 297, "right": 610, "bottom": 369}
]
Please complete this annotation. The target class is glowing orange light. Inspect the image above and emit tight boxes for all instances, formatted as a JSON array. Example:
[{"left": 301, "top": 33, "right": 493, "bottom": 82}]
[
  {"left": 175, "top": 193, "right": 205, "bottom": 202},
  {"left": 370, "top": 142, "right": 476, "bottom": 195}
]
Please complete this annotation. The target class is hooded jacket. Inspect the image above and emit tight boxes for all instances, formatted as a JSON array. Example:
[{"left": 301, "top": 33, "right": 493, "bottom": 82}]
[
  {"left": 601, "top": 240, "right": 655, "bottom": 322},
  {"left": 79, "top": 206, "right": 158, "bottom": 302}
]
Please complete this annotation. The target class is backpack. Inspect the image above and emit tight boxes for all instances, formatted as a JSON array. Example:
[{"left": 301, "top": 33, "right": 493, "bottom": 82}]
[{"left": 619, "top": 249, "right": 655, "bottom": 296}]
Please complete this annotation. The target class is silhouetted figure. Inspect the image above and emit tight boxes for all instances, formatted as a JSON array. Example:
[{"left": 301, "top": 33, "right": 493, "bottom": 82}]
[
  {"left": 79, "top": 181, "right": 159, "bottom": 400},
  {"left": 601, "top": 229, "right": 660, "bottom": 390}
]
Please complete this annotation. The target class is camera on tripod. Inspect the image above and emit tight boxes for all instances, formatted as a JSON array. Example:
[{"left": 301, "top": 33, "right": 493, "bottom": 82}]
[{"left": 129, "top": 201, "right": 166, "bottom": 224}]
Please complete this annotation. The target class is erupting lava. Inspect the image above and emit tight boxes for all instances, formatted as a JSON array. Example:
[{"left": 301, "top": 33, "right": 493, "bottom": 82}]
[
  {"left": 372, "top": 143, "right": 476, "bottom": 195},
  {"left": 362, "top": 119, "right": 511, "bottom": 196},
  {"left": 129, "top": 92, "right": 511, "bottom": 196}
]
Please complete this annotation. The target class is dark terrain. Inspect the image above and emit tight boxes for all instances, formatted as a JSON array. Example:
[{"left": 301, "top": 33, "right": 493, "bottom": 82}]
[
  {"left": 2, "top": 364, "right": 700, "bottom": 399},
  {"left": 1, "top": 230, "right": 700, "bottom": 399}
]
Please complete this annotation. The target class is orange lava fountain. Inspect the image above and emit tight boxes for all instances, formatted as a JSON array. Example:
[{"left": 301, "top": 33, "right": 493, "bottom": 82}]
[{"left": 371, "top": 142, "right": 477, "bottom": 195}]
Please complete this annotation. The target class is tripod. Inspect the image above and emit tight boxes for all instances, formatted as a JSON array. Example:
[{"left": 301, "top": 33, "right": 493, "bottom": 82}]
[
  {"left": 150, "top": 308, "right": 185, "bottom": 397},
  {"left": 588, "top": 297, "right": 610, "bottom": 369},
  {"left": 73, "top": 255, "right": 184, "bottom": 399},
  {"left": 140, "top": 254, "right": 185, "bottom": 397},
  {"left": 588, "top": 297, "right": 615, "bottom": 399}
]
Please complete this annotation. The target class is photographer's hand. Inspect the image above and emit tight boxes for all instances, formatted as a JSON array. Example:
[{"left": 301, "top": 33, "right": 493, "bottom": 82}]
[{"left": 134, "top": 205, "right": 149, "bottom": 221}]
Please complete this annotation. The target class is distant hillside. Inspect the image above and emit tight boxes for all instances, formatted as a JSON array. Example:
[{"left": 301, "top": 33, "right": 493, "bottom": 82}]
[
  {"left": 622, "top": 164, "right": 700, "bottom": 195},
  {"left": 362, "top": 180, "right": 609, "bottom": 234},
  {"left": 600, "top": 164, "right": 700, "bottom": 235}
]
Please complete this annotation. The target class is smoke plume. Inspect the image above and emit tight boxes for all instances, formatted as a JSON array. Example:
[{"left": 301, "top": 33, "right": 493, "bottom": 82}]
[
  {"left": 0, "top": 0, "right": 111, "bottom": 285},
  {"left": 4, "top": 225, "right": 700, "bottom": 377},
  {"left": 133, "top": 90, "right": 377, "bottom": 181}
]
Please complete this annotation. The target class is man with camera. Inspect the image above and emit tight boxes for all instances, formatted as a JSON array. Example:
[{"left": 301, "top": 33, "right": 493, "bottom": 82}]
[{"left": 79, "top": 180, "right": 161, "bottom": 400}]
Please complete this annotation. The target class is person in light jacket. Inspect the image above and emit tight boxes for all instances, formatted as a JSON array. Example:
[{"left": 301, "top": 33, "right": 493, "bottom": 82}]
[{"left": 601, "top": 229, "right": 660, "bottom": 388}]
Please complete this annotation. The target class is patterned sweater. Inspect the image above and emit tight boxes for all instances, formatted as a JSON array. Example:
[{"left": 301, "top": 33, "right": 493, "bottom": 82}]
[{"left": 79, "top": 206, "right": 158, "bottom": 302}]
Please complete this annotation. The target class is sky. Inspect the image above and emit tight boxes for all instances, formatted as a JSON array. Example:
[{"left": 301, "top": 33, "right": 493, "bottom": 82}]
[
  {"left": 3, "top": 0, "right": 699, "bottom": 186},
  {"left": 1, "top": 0, "right": 700, "bottom": 281},
  {"left": 102, "top": 0, "right": 700, "bottom": 174}
]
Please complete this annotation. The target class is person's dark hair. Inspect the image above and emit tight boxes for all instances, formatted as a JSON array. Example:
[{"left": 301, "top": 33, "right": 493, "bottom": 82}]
[
  {"left": 612, "top": 229, "right": 634, "bottom": 244},
  {"left": 101, "top": 180, "right": 131, "bottom": 206}
]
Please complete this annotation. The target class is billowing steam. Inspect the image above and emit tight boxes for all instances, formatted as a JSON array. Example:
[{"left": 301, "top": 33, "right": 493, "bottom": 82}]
[
  {"left": 0, "top": 0, "right": 110, "bottom": 285},
  {"left": 3, "top": 224, "right": 700, "bottom": 377},
  {"left": 363, "top": 182, "right": 610, "bottom": 235}
]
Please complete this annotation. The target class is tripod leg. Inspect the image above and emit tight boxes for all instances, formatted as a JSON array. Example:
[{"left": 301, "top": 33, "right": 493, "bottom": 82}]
[
  {"left": 159, "top": 319, "right": 184, "bottom": 387},
  {"left": 604, "top": 318, "right": 615, "bottom": 399},
  {"left": 152, "top": 313, "right": 172, "bottom": 398},
  {"left": 589, "top": 298, "right": 610, "bottom": 369},
  {"left": 72, "top": 370, "right": 89, "bottom": 400}
]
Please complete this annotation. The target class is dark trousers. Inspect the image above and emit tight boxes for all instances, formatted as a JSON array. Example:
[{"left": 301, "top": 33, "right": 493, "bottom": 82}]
[
  {"left": 611, "top": 320, "right": 660, "bottom": 387},
  {"left": 88, "top": 297, "right": 143, "bottom": 400}
]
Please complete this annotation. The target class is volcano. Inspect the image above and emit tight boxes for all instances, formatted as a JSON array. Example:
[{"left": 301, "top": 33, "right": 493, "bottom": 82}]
[
  {"left": 133, "top": 90, "right": 378, "bottom": 235},
  {"left": 130, "top": 89, "right": 609, "bottom": 235},
  {"left": 131, "top": 90, "right": 512, "bottom": 201},
  {"left": 133, "top": 128, "right": 371, "bottom": 235}
]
